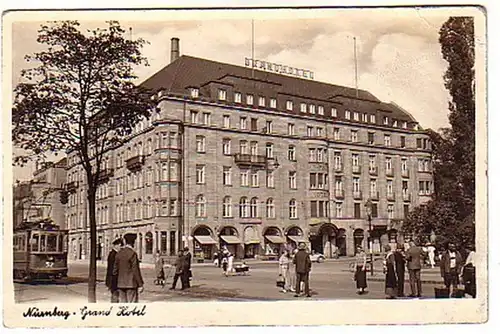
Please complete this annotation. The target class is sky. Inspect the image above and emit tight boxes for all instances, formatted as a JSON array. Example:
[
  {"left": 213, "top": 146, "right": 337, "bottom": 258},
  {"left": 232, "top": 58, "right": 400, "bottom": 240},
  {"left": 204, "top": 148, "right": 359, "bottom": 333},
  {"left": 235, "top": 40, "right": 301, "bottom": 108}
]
[{"left": 9, "top": 8, "right": 453, "bottom": 181}]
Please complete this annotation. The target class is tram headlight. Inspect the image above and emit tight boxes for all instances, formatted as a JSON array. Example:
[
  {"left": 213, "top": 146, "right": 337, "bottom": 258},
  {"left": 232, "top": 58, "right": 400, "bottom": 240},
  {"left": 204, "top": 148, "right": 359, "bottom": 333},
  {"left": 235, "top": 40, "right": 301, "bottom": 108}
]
[{"left": 45, "top": 257, "right": 55, "bottom": 268}]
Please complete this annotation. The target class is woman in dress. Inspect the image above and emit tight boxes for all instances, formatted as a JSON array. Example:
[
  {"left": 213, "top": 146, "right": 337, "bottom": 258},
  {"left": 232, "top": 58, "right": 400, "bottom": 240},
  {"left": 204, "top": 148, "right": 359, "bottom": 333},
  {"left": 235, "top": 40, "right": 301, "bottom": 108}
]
[
  {"left": 278, "top": 250, "right": 291, "bottom": 292},
  {"left": 154, "top": 251, "right": 165, "bottom": 286},
  {"left": 227, "top": 252, "right": 234, "bottom": 274},
  {"left": 354, "top": 246, "right": 368, "bottom": 294},
  {"left": 384, "top": 244, "right": 397, "bottom": 299}
]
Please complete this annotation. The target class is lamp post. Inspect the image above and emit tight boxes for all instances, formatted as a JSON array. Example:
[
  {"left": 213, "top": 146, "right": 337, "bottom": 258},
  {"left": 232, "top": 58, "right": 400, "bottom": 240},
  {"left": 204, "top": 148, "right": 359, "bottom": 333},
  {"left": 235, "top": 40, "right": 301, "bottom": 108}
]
[{"left": 364, "top": 199, "right": 374, "bottom": 276}]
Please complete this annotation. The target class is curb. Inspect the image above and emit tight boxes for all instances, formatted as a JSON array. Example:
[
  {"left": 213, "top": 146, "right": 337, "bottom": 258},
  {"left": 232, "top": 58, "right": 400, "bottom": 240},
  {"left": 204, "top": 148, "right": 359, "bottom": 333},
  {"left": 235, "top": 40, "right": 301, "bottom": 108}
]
[{"left": 367, "top": 277, "right": 442, "bottom": 284}]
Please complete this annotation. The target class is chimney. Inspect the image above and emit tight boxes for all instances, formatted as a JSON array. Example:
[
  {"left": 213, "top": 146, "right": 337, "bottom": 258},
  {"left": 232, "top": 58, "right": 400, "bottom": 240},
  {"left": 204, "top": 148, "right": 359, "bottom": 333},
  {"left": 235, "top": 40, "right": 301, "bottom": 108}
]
[{"left": 171, "top": 37, "right": 180, "bottom": 63}]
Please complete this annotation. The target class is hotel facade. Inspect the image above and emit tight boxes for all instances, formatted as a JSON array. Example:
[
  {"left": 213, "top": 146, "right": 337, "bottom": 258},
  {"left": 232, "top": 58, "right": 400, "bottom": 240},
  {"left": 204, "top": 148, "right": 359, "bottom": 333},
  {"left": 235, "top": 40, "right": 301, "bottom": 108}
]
[{"left": 65, "top": 38, "right": 433, "bottom": 263}]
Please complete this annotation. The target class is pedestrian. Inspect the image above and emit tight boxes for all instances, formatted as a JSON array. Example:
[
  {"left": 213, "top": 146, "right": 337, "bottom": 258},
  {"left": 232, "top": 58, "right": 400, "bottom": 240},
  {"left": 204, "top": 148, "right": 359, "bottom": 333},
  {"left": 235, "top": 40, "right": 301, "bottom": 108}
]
[
  {"left": 154, "top": 250, "right": 165, "bottom": 287},
  {"left": 170, "top": 250, "right": 186, "bottom": 290},
  {"left": 406, "top": 240, "right": 425, "bottom": 298},
  {"left": 293, "top": 242, "right": 312, "bottom": 298},
  {"left": 105, "top": 238, "right": 123, "bottom": 303},
  {"left": 354, "top": 246, "right": 368, "bottom": 295},
  {"left": 113, "top": 234, "right": 144, "bottom": 303},
  {"left": 278, "top": 250, "right": 291, "bottom": 293},
  {"left": 213, "top": 251, "right": 219, "bottom": 267},
  {"left": 462, "top": 244, "right": 476, "bottom": 298},
  {"left": 426, "top": 243, "right": 436, "bottom": 268},
  {"left": 394, "top": 243, "right": 406, "bottom": 297},
  {"left": 221, "top": 255, "right": 229, "bottom": 276},
  {"left": 227, "top": 252, "right": 234, "bottom": 274},
  {"left": 440, "top": 242, "right": 463, "bottom": 297},
  {"left": 289, "top": 249, "right": 298, "bottom": 293},
  {"left": 384, "top": 244, "right": 397, "bottom": 299},
  {"left": 182, "top": 247, "right": 192, "bottom": 288}
]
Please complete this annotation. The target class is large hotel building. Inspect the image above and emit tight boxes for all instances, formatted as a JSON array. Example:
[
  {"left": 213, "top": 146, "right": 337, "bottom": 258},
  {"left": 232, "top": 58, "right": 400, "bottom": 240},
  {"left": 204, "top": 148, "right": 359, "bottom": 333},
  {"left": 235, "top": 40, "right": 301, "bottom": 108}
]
[{"left": 65, "top": 38, "right": 433, "bottom": 263}]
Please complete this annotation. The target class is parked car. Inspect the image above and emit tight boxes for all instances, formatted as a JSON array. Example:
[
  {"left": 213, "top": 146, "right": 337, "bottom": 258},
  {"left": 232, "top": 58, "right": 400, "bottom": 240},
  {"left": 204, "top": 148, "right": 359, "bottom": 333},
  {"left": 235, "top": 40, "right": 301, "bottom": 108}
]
[{"left": 310, "top": 253, "right": 325, "bottom": 263}]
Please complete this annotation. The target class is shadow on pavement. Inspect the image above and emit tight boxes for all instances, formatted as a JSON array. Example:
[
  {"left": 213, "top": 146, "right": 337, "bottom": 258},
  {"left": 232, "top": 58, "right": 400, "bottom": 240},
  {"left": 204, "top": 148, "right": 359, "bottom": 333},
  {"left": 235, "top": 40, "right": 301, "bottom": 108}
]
[{"left": 14, "top": 276, "right": 105, "bottom": 286}]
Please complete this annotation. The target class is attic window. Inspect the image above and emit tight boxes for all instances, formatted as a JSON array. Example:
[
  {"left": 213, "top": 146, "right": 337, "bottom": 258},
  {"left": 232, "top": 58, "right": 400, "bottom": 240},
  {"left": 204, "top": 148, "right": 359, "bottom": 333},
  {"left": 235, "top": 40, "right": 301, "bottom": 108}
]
[
  {"left": 190, "top": 88, "right": 199, "bottom": 98},
  {"left": 318, "top": 106, "right": 324, "bottom": 115},
  {"left": 286, "top": 101, "right": 293, "bottom": 111},
  {"left": 383, "top": 116, "right": 389, "bottom": 125},
  {"left": 309, "top": 104, "right": 315, "bottom": 114},
  {"left": 393, "top": 120, "right": 398, "bottom": 127},
  {"left": 259, "top": 96, "right": 266, "bottom": 107},
  {"left": 246, "top": 95, "right": 254, "bottom": 105},
  {"left": 345, "top": 110, "right": 351, "bottom": 120},
  {"left": 331, "top": 107, "right": 337, "bottom": 117},
  {"left": 362, "top": 113, "right": 368, "bottom": 122},
  {"left": 270, "top": 98, "right": 277, "bottom": 109},
  {"left": 402, "top": 121, "right": 408, "bottom": 129},
  {"left": 234, "top": 92, "right": 242, "bottom": 103},
  {"left": 353, "top": 112, "right": 359, "bottom": 121},
  {"left": 370, "top": 114, "right": 376, "bottom": 123},
  {"left": 218, "top": 89, "right": 227, "bottom": 101},
  {"left": 300, "top": 103, "right": 307, "bottom": 113}
]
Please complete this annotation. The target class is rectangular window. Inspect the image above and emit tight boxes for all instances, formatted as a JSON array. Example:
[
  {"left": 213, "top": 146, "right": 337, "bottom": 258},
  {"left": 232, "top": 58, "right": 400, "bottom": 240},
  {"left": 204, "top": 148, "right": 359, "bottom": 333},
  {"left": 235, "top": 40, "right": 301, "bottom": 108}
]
[
  {"left": 334, "top": 152, "right": 342, "bottom": 170},
  {"left": 387, "top": 180, "right": 394, "bottom": 196},
  {"left": 400, "top": 136, "right": 406, "bottom": 148},
  {"left": 351, "top": 130, "right": 358, "bottom": 142},
  {"left": 223, "top": 115, "right": 230, "bottom": 128},
  {"left": 369, "top": 155, "right": 377, "bottom": 172},
  {"left": 266, "top": 171, "right": 275, "bottom": 188},
  {"left": 335, "top": 202, "right": 343, "bottom": 218},
  {"left": 310, "top": 173, "right": 317, "bottom": 189},
  {"left": 234, "top": 92, "right": 242, "bottom": 103},
  {"left": 246, "top": 94, "right": 254, "bottom": 105},
  {"left": 190, "top": 110, "right": 198, "bottom": 123},
  {"left": 258, "top": 96, "right": 266, "bottom": 107},
  {"left": 309, "top": 148, "right": 316, "bottom": 162},
  {"left": 288, "top": 146, "right": 296, "bottom": 161},
  {"left": 370, "top": 179, "right": 377, "bottom": 195},
  {"left": 223, "top": 167, "right": 232, "bottom": 186},
  {"left": 299, "top": 103, "right": 307, "bottom": 113},
  {"left": 402, "top": 121, "right": 408, "bottom": 129},
  {"left": 362, "top": 113, "right": 368, "bottom": 122},
  {"left": 288, "top": 123, "right": 295, "bottom": 135},
  {"left": 170, "top": 231, "right": 176, "bottom": 256},
  {"left": 286, "top": 100, "right": 293, "bottom": 111},
  {"left": 270, "top": 98, "right": 277, "bottom": 109},
  {"left": 266, "top": 143, "right": 274, "bottom": 158},
  {"left": 393, "top": 120, "right": 398, "bottom": 127},
  {"left": 196, "top": 136, "right": 206, "bottom": 153},
  {"left": 190, "top": 88, "right": 199, "bottom": 98},
  {"left": 222, "top": 139, "right": 231, "bottom": 155},
  {"left": 169, "top": 162, "right": 178, "bottom": 181},
  {"left": 169, "top": 132, "right": 178, "bottom": 149},
  {"left": 169, "top": 199, "right": 178, "bottom": 216},
  {"left": 318, "top": 106, "right": 324, "bottom": 115},
  {"left": 250, "top": 118, "right": 258, "bottom": 131},
  {"left": 240, "top": 170, "right": 249, "bottom": 187},
  {"left": 368, "top": 132, "right": 375, "bottom": 145},
  {"left": 309, "top": 104, "right": 315, "bottom": 114},
  {"left": 404, "top": 204, "right": 410, "bottom": 218},
  {"left": 383, "top": 116, "right": 389, "bottom": 125},
  {"left": 239, "top": 140, "right": 248, "bottom": 154},
  {"left": 202, "top": 112, "right": 211, "bottom": 125},
  {"left": 307, "top": 126, "right": 314, "bottom": 137},
  {"left": 331, "top": 107, "right": 338, "bottom": 117},
  {"left": 417, "top": 138, "right": 423, "bottom": 149},
  {"left": 333, "top": 128, "right": 340, "bottom": 140},
  {"left": 384, "top": 134, "right": 391, "bottom": 147},
  {"left": 316, "top": 127, "right": 324, "bottom": 137},
  {"left": 371, "top": 203, "right": 378, "bottom": 218},
  {"left": 196, "top": 165, "right": 205, "bottom": 184},
  {"left": 266, "top": 120, "right": 273, "bottom": 133},
  {"left": 352, "top": 153, "right": 359, "bottom": 167},
  {"left": 311, "top": 201, "right": 318, "bottom": 218},
  {"left": 370, "top": 114, "right": 376, "bottom": 123},
  {"left": 354, "top": 203, "right": 361, "bottom": 218},
  {"left": 250, "top": 141, "right": 258, "bottom": 156},
  {"left": 353, "top": 177, "right": 360, "bottom": 193},
  {"left": 388, "top": 204, "right": 394, "bottom": 218},
  {"left": 353, "top": 112, "right": 359, "bottom": 121},
  {"left": 289, "top": 171, "right": 297, "bottom": 189},
  {"left": 251, "top": 171, "right": 259, "bottom": 187},
  {"left": 218, "top": 89, "right": 227, "bottom": 101},
  {"left": 345, "top": 110, "right": 351, "bottom": 120},
  {"left": 317, "top": 148, "right": 324, "bottom": 162},
  {"left": 386, "top": 157, "right": 393, "bottom": 170},
  {"left": 401, "top": 158, "right": 408, "bottom": 173},
  {"left": 240, "top": 116, "right": 248, "bottom": 130}
]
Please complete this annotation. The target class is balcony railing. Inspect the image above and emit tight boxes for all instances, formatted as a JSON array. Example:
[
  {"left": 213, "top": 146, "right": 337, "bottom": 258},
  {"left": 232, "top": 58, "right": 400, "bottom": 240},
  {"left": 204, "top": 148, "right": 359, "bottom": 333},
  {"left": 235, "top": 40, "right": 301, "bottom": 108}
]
[
  {"left": 334, "top": 164, "right": 343, "bottom": 173},
  {"left": 65, "top": 181, "right": 78, "bottom": 193},
  {"left": 401, "top": 169, "right": 409, "bottom": 178},
  {"left": 387, "top": 192, "right": 395, "bottom": 201},
  {"left": 369, "top": 191, "right": 379, "bottom": 200},
  {"left": 353, "top": 190, "right": 363, "bottom": 200},
  {"left": 352, "top": 165, "right": 361, "bottom": 174},
  {"left": 96, "top": 168, "right": 114, "bottom": 184},
  {"left": 126, "top": 155, "right": 145, "bottom": 171},
  {"left": 385, "top": 167, "right": 394, "bottom": 177},
  {"left": 334, "top": 189, "right": 345, "bottom": 199},
  {"left": 234, "top": 154, "right": 268, "bottom": 168},
  {"left": 369, "top": 167, "right": 378, "bottom": 176},
  {"left": 403, "top": 192, "right": 411, "bottom": 202}
]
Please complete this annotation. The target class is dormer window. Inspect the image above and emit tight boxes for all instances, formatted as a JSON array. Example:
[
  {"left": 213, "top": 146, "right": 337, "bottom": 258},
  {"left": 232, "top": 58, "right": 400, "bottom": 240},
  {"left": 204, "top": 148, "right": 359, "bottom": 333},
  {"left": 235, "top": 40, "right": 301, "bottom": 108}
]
[
  {"left": 393, "top": 120, "right": 398, "bottom": 127},
  {"left": 353, "top": 112, "right": 359, "bottom": 121},
  {"left": 270, "top": 98, "right": 277, "bottom": 109},
  {"left": 218, "top": 89, "right": 227, "bottom": 101},
  {"left": 370, "top": 114, "right": 376, "bottom": 123},
  {"left": 402, "top": 121, "right": 408, "bottom": 129},
  {"left": 190, "top": 88, "right": 199, "bottom": 98},
  {"left": 300, "top": 103, "right": 307, "bottom": 113},
  {"left": 318, "top": 106, "right": 324, "bottom": 115},
  {"left": 309, "top": 104, "right": 316, "bottom": 114},
  {"left": 258, "top": 96, "right": 266, "bottom": 107},
  {"left": 345, "top": 110, "right": 351, "bottom": 120},
  {"left": 234, "top": 92, "right": 242, "bottom": 103},
  {"left": 383, "top": 116, "right": 389, "bottom": 125},
  {"left": 286, "top": 100, "right": 293, "bottom": 111},
  {"left": 246, "top": 94, "right": 254, "bottom": 105},
  {"left": 331, "top": 108, "right": 338, "bottom": 117}
]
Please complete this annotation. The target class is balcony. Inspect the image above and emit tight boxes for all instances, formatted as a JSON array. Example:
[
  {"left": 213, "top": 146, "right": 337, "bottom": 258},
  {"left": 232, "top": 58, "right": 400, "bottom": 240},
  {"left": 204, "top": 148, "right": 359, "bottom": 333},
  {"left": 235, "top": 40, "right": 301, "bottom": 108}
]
[
  {"left": 353, "top": 190, "right": 363, "bottom": 200},
  {"left": 369, "top": 191, "right": 379, "bottom": 200},
  {"left": 234, "top": 154, "right": 268, "bottom": 168},
  {"left": 403, "top": 192, "right": 411, "bottom": 202},
  {"left": 334, "top": 164, "right": 343, "bottom": 173},
  {"left": 334, "top": 189, "right": 345, "bottom": 199},
  {"left": 126, "top": 155, "right": 145, "bottom": 171},
  {"left": 97, "top": 168, "right": 114, "bottom": 184},
  {"left": 401, "top": 169, "right": 409, "bottom": 178},
  {"left": 385, "top": 167, "right": 394, "bottom": 177},
  {"left": 387, "top": 192, "right": 395, "bottom": 201},
  {"left": 352, "top": 165, "right": 361, "bottom": 174},
  {"left": 369, "top": 167, "right": 378, "bottom": 176},
  {"left": 65, "top": 181, "right": 78, "bottom": 193}
]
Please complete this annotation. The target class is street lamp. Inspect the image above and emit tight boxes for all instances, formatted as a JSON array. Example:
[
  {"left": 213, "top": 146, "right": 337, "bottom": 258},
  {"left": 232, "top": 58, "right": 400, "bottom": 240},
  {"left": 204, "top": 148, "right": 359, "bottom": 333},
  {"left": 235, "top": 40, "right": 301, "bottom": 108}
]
[{"left": 364, "top": 199, "right": 374, "bottom": 276}]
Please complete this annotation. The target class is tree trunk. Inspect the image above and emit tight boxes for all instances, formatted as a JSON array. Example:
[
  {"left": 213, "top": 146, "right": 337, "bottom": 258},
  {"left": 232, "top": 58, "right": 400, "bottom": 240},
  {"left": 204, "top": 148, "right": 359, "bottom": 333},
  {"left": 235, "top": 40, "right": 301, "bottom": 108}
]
[{"left": 87, "top": 188, "right": 98, "bottom": 303}]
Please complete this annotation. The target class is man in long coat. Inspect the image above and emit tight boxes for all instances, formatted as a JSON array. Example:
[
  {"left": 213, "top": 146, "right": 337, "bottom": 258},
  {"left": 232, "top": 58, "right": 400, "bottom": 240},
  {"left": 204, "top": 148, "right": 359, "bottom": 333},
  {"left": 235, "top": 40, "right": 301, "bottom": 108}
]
[
  {"left": 293, "top": 243, "right": 312, "bottom": 297},
  {"left": 182, "top": 247, "right": 192, "bottom": 288},
  {"left": 105, "top": 238, "right": 123, "bottom": 302},
  {"left": 394, "top": 243, "right": 407, "bottom": 297},
  {"left": 113, "top": 234, "right": 144, "bottom": 303}
]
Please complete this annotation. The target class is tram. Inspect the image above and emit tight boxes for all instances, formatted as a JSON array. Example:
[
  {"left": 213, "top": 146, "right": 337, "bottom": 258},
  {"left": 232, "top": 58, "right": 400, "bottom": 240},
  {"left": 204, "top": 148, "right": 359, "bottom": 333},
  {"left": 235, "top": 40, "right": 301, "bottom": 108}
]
[{"left": 13, "top": 218, "right": 69, "bottom": 281}]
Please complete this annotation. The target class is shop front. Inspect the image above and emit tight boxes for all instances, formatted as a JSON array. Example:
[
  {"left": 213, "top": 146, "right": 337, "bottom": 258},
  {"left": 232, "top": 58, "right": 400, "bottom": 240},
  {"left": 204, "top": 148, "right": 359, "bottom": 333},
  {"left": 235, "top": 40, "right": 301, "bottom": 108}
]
[
  {"left": 192, "top": 225, "right": 218, "bottom": 260},
  {"left": 285, "top": 226, "right": 307, "bottom": 251},
  {"left": 309, "top": 223, "right": 338, "bottom": 258},
  {"left": 243, "top": 226, "right": 260, "bottom": 259},
  {"left": 263, "top": 226, "right": 285, "bottom": 256},
  {"left": 219, "top": 226, "right": 242, "bottom": 258}
]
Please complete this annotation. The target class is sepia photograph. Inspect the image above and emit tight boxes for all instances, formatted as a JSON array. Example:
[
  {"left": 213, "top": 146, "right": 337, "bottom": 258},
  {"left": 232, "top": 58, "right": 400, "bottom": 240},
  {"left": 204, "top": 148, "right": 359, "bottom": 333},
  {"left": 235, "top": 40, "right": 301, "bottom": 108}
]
[{"left": 2, "top": 4, "right": 487, "bottom": 327}]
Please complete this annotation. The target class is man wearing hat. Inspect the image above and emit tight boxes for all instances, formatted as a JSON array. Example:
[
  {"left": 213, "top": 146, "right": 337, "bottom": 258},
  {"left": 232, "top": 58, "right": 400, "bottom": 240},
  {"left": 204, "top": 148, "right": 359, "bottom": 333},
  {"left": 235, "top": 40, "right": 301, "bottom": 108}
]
[
  {"left": 292, "top": 242, "right": 312, "bottom": 297},
  {"left": 113, "top": 234, "right": 144, "bottom": 303},
  {"left": 105, "top": 238, "right": 123, "bottom": 302},
  {"left": 182, "top": 246, "right": 192, "bottom": 288}
]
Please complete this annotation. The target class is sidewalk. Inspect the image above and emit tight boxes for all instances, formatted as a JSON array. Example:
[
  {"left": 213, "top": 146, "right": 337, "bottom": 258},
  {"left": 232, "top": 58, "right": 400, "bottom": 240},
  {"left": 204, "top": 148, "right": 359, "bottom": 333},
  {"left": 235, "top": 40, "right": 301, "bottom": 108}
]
[{"left": 365, "top": 268, "right": 444, "bottom": 284}]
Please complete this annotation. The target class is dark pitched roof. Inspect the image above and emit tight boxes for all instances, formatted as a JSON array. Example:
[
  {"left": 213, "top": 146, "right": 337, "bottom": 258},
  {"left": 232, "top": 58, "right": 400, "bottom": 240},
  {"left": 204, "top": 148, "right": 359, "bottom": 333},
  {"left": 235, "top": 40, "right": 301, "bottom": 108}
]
[{"left": 141, "top": 55, "right": 417, "bottom": 123}]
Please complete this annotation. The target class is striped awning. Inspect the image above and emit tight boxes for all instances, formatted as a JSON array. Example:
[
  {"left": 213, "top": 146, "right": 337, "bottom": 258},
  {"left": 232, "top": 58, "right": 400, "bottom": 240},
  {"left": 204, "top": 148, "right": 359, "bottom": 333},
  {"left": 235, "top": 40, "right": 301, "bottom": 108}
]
[
  {"left": 194, "top": 235, "right": 217, "bottom": 245},
  {"left": 265, "top": 235, "right": 285, "bottom": 244},
  {"left": 287, "top": 235, "right": 306, "bottom": 244},
  {"left": 220, "top": 235, "right": 241, "bottom": 244}
]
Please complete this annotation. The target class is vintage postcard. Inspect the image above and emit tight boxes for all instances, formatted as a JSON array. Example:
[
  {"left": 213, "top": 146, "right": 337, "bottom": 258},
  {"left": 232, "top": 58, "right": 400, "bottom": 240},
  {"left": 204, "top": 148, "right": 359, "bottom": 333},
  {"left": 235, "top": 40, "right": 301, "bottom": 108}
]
[{"left": 2, "top": 5, "right": 487, "bottom": 328}]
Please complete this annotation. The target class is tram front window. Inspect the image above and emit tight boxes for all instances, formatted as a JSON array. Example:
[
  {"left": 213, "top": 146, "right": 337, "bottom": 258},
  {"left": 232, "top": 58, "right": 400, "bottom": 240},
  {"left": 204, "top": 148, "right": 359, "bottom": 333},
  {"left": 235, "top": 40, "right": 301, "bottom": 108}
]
[
  {"left": 31, "top": 233, "right": 40, "bottom": 252},
  {"left": 46, "top": 234, "right": 57, "bottom": 252}
]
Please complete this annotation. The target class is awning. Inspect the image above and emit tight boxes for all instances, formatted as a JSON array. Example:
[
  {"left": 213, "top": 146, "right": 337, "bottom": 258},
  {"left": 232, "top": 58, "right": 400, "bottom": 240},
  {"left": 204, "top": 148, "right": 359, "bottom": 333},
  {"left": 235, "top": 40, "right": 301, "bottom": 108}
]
[
  {"left": 220, "top": 235, "right": 241, "bottom": 244},
  {"left": 265, "top": 235, "right": 285, "bottom": 244},
  {"left": 194, "top": 235, "right": 217, "bottom": 245},
  {"left": 287, "top": 235, "right": 306, "bottom": 243},
  {"left": 244, "top": 239, "right": 260, "bottom": 245}
]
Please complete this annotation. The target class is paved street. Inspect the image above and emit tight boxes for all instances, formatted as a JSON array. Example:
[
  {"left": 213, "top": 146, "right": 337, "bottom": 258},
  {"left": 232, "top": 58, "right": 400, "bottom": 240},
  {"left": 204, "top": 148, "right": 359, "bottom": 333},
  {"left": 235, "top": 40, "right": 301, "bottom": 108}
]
[{"left": 14, "top": 259, "right": 444, "bottom": 303}]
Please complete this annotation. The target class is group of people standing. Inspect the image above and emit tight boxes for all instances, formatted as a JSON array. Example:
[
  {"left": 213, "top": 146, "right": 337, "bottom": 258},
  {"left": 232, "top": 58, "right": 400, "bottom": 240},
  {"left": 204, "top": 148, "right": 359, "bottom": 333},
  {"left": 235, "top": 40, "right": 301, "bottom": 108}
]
[
  {"left": 277, "top": 242, "right": 312, "bottom": 298},
  {"left": 105, "top": 234, "right": 144, "bottom": 303},
  {"left": 213, "top": 247, "right": 235, "bottom": 276},
  {"left": 169, "top": 247, "right": 192, "bottom": 290}
]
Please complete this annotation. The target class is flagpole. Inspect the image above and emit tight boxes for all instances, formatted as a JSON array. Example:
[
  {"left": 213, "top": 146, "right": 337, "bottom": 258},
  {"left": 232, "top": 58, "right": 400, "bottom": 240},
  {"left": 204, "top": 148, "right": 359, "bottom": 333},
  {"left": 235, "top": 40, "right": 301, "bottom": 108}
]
[{"left": 354, "top": 37, "right": 359, "bottom": 98}]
